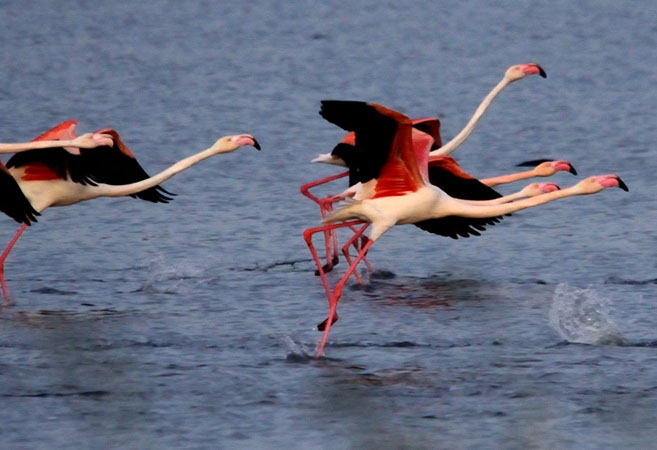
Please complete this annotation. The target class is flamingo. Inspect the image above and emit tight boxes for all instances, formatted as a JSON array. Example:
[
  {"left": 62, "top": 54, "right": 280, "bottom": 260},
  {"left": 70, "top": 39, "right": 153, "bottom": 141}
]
[
  {"left": 302, "top": 63, "right": 547, "bottom": 269},
  {"left": 305, "top": 118, "right": 576, "bottom": 275},
  {"left": 305, "top": 100, "right": 627, "bottom": 357},
  {"left": 306, "top": 62, "right": 546, "bottom": 172},
  {"left": 0, "top": 121, "right": 260, "bottom": 303}
]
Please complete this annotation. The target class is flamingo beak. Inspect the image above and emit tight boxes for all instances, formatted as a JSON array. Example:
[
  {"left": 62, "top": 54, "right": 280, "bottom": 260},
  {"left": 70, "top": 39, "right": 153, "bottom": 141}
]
[
  {"left": 252, "top": 138, "right": 261, "bottom": 150},
  {"left": 520, "top": 63, "right": 547, "bottom": 78},
  {"left": 616, "top": 176, "right": 629, "bottom": 191}
]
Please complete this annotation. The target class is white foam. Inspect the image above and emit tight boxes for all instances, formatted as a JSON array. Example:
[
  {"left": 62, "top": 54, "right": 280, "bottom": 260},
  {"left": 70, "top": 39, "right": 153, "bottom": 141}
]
[{"left": 549, "top": 283, "right": 625, "bottom": 344}]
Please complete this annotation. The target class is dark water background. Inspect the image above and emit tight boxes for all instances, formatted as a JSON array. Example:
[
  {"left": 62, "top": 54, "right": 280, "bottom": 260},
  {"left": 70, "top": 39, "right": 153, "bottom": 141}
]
[{"left": 1, "top": 1, "right": 656, "bottom": 448}]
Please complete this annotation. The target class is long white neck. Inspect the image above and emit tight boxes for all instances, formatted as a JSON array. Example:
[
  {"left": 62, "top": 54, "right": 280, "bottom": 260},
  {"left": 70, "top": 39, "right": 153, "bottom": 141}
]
[
  {"left": 481, "top": 168, "right": 536, "bottom": 187},
  {"left": 457, "top": 188, "right": 532, "bottom": 206},
  {"left": 441, "top": 184, "right": 585, "bottom": 219},
  {"left": 87, "top": 145, "right": 226, "bottom": 200},
  {"left": 429, "top": 77, "right": 510, "bottom": 157},
  {"left": 0, "top": 139, "right": 79, "bottom": 154}
]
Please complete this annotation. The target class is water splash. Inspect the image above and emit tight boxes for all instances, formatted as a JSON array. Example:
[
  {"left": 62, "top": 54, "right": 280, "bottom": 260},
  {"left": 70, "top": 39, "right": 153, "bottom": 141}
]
[
  {"left": 136, "top": 255, "right": 205, "bottom": 294},
  {"left": 549, "top": 283, "right": 625, "bottom": 345}
]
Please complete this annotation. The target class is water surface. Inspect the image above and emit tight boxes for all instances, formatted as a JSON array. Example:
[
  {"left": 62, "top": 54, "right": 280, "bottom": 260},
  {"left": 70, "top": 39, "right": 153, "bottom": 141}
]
[{"left": 1, "top": 1, "right": 656, "bottom": 448}]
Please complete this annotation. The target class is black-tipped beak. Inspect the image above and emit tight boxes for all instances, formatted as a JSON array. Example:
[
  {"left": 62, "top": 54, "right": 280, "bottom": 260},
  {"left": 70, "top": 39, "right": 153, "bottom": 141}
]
[
  {"left": 252, "top": 138, "right": 261, "bottom": 150},
  {"left": 616, "top": 176, "right": 629, "bottom": 191},
  {"left": 537, "top": 64, "right": 547, "bottom": 78},
  {"left": 568, "top": 164, "right": 577, "bottom": 175}
]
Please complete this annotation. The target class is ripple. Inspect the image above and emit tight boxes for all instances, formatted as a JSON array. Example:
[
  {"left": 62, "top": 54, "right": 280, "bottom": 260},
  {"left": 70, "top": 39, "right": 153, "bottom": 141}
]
[
  {"left": 1, "top": 390, "right": 110, "bottom": 398},
  {"left": 604, "top": 276, "right": 657, "bottom": 285},
  {"left": 29, "top": 286, "right": 77, "bottom": 295}
]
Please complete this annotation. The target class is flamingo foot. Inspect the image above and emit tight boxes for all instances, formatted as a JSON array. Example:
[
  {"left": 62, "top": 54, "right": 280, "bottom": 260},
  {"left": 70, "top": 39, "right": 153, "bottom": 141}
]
[
  {"left": 360, "top": 236, "right": 370, "bottom": 252},
  {"left": 317, "top": 313, "right": 339, "bottom": 331},
  {"left": 315, "top": 255, "right": 340, "bottom": 276}
]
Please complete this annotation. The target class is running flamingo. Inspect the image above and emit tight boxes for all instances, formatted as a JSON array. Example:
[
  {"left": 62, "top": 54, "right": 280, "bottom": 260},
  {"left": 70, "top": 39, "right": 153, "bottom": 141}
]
[
  {"left": 303, "top": 63, "right": 548, "bottom": 269},
  {"left": 0, "top": 121, "right": 260, "bottom": 303},
  {"left": 305, "top": 100, "right": 627, "bottom": 357}
]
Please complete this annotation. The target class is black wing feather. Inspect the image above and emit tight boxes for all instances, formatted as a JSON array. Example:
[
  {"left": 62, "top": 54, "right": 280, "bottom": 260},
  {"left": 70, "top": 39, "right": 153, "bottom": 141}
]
[
  {"left": 413, "top": 165, "right": 504, "bottom": 239},
  {"left": 0, "top": 166, "right": 39, "bottom": 225},
  {"left": 79, "top": 145, "right": 174, "bottom": 203},
  {"left": 320, "top": 100, "right": 398, "bottom": 184},
  {"left": 6, "top": 148, "right": 97, "bottom": 186}
]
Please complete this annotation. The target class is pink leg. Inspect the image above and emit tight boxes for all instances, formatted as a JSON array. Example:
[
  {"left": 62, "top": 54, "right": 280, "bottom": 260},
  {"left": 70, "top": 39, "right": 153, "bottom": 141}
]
[
  {"left": 316, "top": 197, "right": 341, "bottom": 274},
  {"left": 341, "top": 223, "right": 370, "bottom": 284},
  {"left": 0, "top": 223, "right": 28, "bottom": 305},
  {"left": 345, "top": 224, "right": 375, "bottom": 273},
  {"left": 300, "top": 172, "right": 349, "bottom": 273},
  {"left": 315, "top": 238, "right": 375, "bottom": 358},
  {"left": 304, "top": 220, "right": 365, "bottom": 332}
]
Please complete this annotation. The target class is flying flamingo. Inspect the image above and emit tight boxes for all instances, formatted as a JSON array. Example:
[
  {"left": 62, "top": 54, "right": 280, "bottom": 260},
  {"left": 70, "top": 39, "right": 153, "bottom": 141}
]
[
  {"left": 306, "top": 62, "right": 546, "bottom": 175},
  {"left": 302, "top": 63, "right": 548, "bottom": 269},
  {"left": 304, "top": 118, "right": 576, "bottom": 272},
  {"left": 305, "top": 100, "right": 627, "bottom": 357},
  {"left": 0, "top": 121, "right": 260, "bottom": 303}
]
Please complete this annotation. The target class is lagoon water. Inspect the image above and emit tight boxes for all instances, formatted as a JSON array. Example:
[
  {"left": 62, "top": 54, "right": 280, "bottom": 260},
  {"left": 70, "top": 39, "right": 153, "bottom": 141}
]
[{"left": 1, "top": 1, "right": 657, "bottom": 448}]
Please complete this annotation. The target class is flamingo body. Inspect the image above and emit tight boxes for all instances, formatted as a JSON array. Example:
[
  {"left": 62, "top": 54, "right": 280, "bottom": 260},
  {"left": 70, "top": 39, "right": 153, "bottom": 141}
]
[{"left": 0, "top": 120, "right": 260, "bottom": 303}]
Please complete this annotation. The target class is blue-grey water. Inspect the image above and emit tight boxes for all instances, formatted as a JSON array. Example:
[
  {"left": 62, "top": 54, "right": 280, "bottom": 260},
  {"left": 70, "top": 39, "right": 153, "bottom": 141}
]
[{"left": 1, "top": 1, "right": 656, "bottom": 448}]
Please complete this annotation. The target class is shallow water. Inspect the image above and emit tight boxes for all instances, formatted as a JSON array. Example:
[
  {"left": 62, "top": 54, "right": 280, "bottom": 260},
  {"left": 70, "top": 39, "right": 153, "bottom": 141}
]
[{"left": 1, "top": 0, "right": 656, "bottom": 448}]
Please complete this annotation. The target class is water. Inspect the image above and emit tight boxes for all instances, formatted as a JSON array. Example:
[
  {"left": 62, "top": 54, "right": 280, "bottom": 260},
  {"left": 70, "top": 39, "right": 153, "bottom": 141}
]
[{"left": 1, "top": 0, "right": 656, "bottom": 448}]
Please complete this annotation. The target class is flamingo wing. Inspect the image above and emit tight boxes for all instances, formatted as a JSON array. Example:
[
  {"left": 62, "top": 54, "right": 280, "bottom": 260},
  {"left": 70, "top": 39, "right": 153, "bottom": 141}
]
[
  {"left": 411, "top": 118, "right": 442, "bottom": 150},
  {"left": 320, "top": 100, "right": 425, "bottom": 196},
  {"left": 78, "top": 129, "right": 174, "bottom": 203},
  {"left": 6, "top": 120, "right": 97, "bottom": 185},
  {"left": 414, "top": 157, "right": 504, "bottom": 239},
  {"left": 0, "top": 163, "right": 39, "bottom": 224}
]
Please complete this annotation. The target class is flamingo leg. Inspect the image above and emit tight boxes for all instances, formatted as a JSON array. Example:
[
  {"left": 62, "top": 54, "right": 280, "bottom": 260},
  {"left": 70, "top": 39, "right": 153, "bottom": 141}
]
[
  {"left": 316, "top": 197, "right": 341, "bottom": 274},
  {"left": 304, "top": 220, "right": 366, "bottom": 335},
  {"left": 315, "top": 238, "right": 375, "bottom": 358},
  {"left": 301, "top": 172, "right": 349, "bottom": 273},
  {"left": 0, "top": 223, "right": 28, "bottom": 304},
  {"left": 346, "top": 224, "right": 374, "bottom": 273},
  {"left": 341, "top": 223, "right": 370, "bottom": 284}
]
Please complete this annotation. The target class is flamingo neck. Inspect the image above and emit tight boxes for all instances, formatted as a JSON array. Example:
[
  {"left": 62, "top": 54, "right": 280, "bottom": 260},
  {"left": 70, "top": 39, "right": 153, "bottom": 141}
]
[
  {"left": 481, "top": 168, "right": 536, "bottom": 187},
  {"left": 429, "top": 77, "right": 510, "bottom": 157},
  {"left": 441, "top": 184, "right": 581, "bottom": 219},
  {"left": 460, "top": 189, "right": 530, "bottom": 206},
  {"left": 0, "top": 139, "right": 79, "bottom": 154},
  {"left": 88, "top": 145, "right": 226, "bottom": 199}
]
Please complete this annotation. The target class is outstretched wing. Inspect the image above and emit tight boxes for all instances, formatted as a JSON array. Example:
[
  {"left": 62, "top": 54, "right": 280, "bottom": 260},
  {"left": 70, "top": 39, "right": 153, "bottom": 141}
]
[
  {"left": 413, "top": 157, "right": 504, "bottom": 239},
  {"left": 6, "top": 119, "right": 98, "bottom": 185},
  {"left": 320, "top": 100, "right": 425, "bottom": 197},
  {"left": 79, "top": 129, "right": 174, "bottom": 203}
]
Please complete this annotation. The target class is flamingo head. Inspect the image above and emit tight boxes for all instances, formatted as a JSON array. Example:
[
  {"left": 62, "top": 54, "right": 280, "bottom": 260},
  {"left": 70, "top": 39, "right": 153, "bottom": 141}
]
[
  {"left": 505, "top": 63, "right": 547, "bottom": 82},
  {"left": 534, "top": 160, "right": 577, "bottom": 176},
  {"left": 311, "top": 153, "right": 347, "bottom": 166},
  {"left": 70, "top": 132, "right": 115, "bottom": 149},
  {"left": 312, "top": 141, "right": 356, "bottom": 167},
  {"left": 575, "top": 175, "right": 629, "bottom": 194},
  {"left": 212, "top": 134, "right": 261, "bottom": 153}
]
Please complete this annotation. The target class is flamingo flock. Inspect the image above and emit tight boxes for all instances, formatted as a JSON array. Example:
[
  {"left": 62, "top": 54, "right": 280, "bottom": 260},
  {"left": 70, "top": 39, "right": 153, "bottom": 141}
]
[
  {"left": 301, "top": 64, "right": 628, "bottom": 357},
  {"left": 1, "top": 62, "right": 628, "bottom": 360}
]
